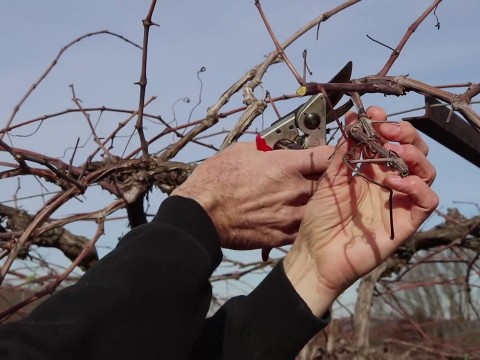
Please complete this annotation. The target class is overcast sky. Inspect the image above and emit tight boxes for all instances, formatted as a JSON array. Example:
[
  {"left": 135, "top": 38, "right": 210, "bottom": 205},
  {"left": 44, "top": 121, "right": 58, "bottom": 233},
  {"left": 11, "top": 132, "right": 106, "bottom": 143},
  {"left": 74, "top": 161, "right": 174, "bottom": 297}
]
[{"left": 1, "top": 1, "right": 479, "bottom": 308}]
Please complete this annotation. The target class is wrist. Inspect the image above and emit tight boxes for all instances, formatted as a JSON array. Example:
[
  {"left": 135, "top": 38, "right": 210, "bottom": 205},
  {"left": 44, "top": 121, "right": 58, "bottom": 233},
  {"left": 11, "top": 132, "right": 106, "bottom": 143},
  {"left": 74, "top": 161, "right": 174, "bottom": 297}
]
[
  {"left": 171, "top": 187, "right": 229, "bottom": 243},
  {"left": 283, "top": 247, "right": 340, "bottom": 318}
]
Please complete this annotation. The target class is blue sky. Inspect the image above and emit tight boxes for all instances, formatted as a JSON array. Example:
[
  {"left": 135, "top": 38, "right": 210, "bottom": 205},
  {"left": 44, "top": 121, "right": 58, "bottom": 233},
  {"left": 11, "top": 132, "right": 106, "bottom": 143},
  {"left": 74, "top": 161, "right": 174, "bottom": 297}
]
[{"left": 1, "top": 1, "right": 479, "bottom": 308}]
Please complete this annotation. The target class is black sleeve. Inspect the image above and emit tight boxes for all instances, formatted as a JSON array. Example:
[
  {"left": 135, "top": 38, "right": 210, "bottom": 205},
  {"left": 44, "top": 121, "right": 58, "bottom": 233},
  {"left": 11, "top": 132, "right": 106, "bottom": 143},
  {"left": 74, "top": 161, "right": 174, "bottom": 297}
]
[
  {"left": 0, "top": 196, "right": 223, "bottom": 360},
  {"left": 0, "top": 195, "right": 329, "bottom": 360},
  {"left": 192, "top": 261, "right": 330, "bottom": 360}
]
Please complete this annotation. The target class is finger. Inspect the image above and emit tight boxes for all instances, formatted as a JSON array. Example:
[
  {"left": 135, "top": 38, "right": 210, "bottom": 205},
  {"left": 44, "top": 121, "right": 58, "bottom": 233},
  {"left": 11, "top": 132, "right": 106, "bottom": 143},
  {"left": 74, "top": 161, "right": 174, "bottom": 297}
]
[
  {"left": 347, "top": 107, "right": 386, "bottom": 148},
  {"left": 344, "top": 111, "right": 358, "bottom": 125},
  {"left": 377, "top": 121, "right": 429, "bottom": 156},
  {"left": 366, "top": 106, "right": 387, "bottom": 121},
  {"left": 279, "top": 145, "right": 335, "bottom": 175},
  {"left": 346, "top": 106, "right": 386, "bottom": 124},
  {"left": 386, "top": 174, "right": 439, "bottom": 227},
  {"left": 237, "top": 140, "right": 329, "bottom": 176},
  {"left": 384, "top": 143, "right": 436, "bottom": 185}
]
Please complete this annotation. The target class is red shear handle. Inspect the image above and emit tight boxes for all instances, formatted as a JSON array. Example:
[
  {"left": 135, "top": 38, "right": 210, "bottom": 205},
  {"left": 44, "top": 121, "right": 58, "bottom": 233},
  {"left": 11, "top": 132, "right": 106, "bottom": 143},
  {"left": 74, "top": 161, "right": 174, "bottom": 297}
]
[{"left": 255, "top": 133, "right": 273, "bottom": 152}]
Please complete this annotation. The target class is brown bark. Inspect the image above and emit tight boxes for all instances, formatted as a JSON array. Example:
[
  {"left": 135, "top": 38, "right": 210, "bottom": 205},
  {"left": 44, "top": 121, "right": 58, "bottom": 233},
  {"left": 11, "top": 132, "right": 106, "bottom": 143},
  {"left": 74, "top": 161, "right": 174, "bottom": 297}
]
[{"left": 0, "top": 204, "right": 97, "bottom": 270}]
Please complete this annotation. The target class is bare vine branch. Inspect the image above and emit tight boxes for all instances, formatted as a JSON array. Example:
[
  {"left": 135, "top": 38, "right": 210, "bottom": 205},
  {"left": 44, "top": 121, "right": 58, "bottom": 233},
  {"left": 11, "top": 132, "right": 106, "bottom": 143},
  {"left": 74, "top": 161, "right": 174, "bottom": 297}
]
[
  {"left": 134, "top": 0, "right": 159, "bottom": 161},
  {"left": 0, "top": 30, "right": 141, "bottom": 142},
  {"left": 377, "top": 0, "right": 443, "bottom": 76}
]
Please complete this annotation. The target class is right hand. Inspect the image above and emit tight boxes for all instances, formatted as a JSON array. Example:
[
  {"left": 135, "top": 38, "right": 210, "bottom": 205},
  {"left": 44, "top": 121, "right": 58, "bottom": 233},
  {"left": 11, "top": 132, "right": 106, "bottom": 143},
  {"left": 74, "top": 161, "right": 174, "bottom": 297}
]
[{"left": 172, "top": 141, "right": 334, "bottom": 250}]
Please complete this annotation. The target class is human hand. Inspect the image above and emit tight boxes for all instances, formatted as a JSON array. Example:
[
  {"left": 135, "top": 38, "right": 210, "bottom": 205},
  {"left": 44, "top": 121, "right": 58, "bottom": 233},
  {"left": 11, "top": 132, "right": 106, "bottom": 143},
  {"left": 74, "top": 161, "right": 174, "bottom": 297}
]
[
  {"left": 283, "top": 107, "right": 438, "bottom": 316},
  {"left": 172, "top": 141, "right": 334, "bottom": 250}
]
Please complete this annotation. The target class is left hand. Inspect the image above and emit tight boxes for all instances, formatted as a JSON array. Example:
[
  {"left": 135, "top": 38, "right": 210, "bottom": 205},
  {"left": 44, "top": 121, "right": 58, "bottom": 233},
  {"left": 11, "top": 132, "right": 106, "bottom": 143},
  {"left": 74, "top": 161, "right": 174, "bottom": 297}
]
[
  {"left": 172, "top": 141, "right": 334, "bottom": 250},
  {"left": 283, "top": 106, "right": 438, "bottom": 316}
]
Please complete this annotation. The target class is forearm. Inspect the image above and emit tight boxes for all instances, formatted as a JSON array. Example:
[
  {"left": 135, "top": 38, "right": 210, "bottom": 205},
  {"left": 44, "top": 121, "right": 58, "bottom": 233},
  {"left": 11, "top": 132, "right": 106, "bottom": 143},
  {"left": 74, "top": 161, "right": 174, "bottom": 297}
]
[
  {"left": 0, "top": 196, "right": 222, "bottom": 360},
  {"left": 192, "top": 261, "right": 330, "bottom": 360}
]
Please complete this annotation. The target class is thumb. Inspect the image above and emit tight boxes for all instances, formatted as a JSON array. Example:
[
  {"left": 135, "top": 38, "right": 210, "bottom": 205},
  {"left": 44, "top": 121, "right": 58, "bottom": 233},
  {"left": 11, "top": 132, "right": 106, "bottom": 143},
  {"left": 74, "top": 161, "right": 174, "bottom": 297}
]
[{"left": 279, "top": 145, "right": 335, "bottom": 175}]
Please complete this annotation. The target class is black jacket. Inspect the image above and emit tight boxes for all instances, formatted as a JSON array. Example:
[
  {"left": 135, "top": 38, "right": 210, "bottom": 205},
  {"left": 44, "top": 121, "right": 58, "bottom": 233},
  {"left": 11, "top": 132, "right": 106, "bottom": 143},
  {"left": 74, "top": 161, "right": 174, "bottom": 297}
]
[{"left": 0, "top": 196, "right": 328, "bottom": 359}]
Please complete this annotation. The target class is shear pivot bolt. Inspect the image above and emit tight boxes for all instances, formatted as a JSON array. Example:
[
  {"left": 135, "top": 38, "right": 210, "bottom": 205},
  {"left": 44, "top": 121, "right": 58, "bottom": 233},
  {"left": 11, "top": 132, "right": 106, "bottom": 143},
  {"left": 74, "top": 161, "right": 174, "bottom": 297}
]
[{"left": 304, "top": 113, "right": 321, "bottom": 130}]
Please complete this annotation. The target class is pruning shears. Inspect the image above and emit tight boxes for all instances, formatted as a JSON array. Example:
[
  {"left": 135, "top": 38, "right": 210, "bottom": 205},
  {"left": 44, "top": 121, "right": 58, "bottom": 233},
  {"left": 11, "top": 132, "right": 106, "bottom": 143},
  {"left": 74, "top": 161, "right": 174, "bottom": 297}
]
[
  {"left": 256, "top": 61, "right": 353, "bottom": 152},
  {"left": 256, "top": 61, "right": 353, "bottom": 261}
]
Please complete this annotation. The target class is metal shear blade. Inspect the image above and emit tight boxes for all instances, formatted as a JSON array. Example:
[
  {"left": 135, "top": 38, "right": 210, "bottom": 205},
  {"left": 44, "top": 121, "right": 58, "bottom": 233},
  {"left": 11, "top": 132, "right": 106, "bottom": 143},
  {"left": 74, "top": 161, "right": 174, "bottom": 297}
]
[{"left": 257, "top": 61, "right": 352, "bottom": 150}]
